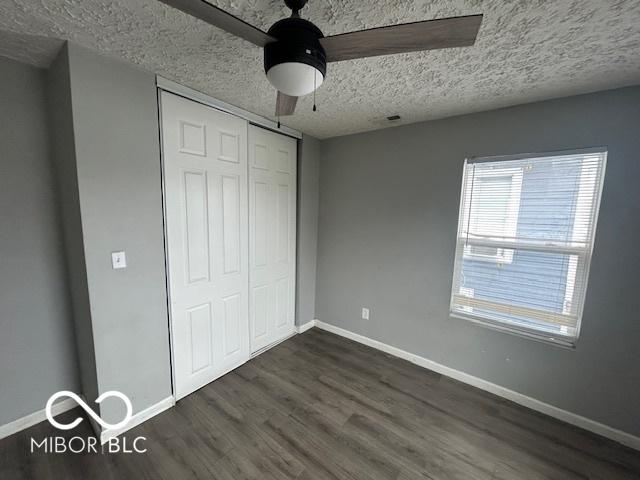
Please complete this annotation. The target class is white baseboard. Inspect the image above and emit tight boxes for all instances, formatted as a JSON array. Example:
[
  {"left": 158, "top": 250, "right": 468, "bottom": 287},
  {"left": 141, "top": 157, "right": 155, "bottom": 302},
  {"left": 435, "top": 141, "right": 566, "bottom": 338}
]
[
  {"left": 315, "top": 320, "right": 640, "bottom": 452},
  {"left": 99, "top": 396, "right": 174, "bottom": 444},
  {"left": 296, "top": 319, "right": 318, "bottom": 334},
  {"left": 0, "top": 398, "right": 78, "bottom": 441}
]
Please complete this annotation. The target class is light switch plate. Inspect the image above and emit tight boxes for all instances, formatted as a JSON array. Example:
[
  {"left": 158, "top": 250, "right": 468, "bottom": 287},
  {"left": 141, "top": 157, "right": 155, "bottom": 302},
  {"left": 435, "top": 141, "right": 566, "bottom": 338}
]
[
  {"left": 111, "top": 251, "right": 127, "bottom": 269},
  {"left": 362, "top": 307, "right": 370, "bottom": 320}
]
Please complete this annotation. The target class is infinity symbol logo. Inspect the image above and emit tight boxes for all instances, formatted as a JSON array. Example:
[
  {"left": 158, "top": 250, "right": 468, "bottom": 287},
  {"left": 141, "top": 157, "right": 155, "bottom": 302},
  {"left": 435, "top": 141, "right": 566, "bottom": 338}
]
[{"left": 45, "top": 391, "right": 133, "bottom": 431}]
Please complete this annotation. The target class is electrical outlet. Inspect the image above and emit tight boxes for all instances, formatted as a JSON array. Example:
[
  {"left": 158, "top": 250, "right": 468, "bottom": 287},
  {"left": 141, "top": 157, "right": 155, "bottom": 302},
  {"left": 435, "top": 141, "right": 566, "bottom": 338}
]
[{"left": 361, "top": 307, "right": 370, "bottom": 320}]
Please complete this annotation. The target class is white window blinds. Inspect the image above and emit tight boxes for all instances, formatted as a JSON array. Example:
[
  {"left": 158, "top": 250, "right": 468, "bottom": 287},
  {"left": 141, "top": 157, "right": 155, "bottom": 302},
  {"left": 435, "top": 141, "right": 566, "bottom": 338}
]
[{"left": 450, "top": 148, "right": 607, "bottom": 346}]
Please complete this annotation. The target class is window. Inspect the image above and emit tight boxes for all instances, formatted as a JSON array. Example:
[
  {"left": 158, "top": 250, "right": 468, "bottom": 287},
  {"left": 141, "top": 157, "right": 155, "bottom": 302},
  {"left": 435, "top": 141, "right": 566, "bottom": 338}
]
[{"left": 450, "top": 148, "right": 607, "bottom": 346}]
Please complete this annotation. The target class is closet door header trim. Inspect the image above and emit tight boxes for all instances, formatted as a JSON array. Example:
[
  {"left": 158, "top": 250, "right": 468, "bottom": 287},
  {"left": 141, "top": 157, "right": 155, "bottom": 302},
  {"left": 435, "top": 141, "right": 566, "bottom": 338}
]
[{"left": 156, "top": 76, "right": 302, "bottom": 139}]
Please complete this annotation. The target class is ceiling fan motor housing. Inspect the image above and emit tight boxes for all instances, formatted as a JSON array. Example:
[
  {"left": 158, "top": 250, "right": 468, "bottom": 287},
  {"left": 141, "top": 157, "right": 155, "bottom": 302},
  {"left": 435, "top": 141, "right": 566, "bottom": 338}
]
[{"left": 264, "top": 17, "right": 327, "bottom": 96}]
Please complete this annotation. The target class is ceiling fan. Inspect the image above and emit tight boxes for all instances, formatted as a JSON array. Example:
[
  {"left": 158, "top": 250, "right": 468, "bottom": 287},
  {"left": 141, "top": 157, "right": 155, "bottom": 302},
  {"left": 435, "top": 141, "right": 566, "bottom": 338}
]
[{"left": 158, "top": 0, "right": 483, "bottom": 118}]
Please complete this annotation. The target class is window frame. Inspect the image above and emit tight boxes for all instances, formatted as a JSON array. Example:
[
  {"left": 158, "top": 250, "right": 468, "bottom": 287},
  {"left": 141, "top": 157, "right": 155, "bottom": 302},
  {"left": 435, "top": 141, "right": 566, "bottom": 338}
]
[{"left": 449, "top": 147, "right": 607, "bottom": 348}]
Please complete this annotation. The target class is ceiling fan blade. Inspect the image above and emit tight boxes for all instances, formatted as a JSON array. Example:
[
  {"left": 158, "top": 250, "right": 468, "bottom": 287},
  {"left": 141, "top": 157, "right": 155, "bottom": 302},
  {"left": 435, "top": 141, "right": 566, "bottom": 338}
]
[
  {"left": 276, "top": 91, "right": 298, "bottom": 116},
  {"left": 158, "top": 0, "right": 275, "bottom": 47},
  {"left": 320, "top": 14, "right": 483, "bottom": 62}
]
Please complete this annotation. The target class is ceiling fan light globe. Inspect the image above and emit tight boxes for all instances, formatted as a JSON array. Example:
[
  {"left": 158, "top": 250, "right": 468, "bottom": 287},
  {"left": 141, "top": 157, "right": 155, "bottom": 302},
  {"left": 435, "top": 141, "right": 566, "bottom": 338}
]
[{"left": 266, "top": 62, "right": 323, "bottom": 97}]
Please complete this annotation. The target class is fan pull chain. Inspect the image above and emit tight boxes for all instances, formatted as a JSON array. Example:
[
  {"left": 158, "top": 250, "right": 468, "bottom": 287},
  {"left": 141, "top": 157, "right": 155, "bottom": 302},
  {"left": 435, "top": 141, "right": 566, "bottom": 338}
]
[{"left": 313, "top": 71, "right": 317, "bottom": 112}]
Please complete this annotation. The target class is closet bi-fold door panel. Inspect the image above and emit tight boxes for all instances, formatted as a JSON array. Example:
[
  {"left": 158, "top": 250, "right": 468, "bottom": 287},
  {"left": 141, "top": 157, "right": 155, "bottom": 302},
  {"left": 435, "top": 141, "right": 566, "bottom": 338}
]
[
  {"left": 161, "top": 92, "right": 250, "bottom": 399},
  {"left": 249, "top": 126, "right": 297, "bottom": 353}
]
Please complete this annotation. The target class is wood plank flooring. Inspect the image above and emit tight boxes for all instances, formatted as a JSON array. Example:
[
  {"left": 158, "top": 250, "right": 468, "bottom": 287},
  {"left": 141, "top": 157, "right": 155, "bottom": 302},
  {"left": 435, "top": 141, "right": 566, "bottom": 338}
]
[{"left": 1, "top": 328, "right": 639, "bottom": 479}]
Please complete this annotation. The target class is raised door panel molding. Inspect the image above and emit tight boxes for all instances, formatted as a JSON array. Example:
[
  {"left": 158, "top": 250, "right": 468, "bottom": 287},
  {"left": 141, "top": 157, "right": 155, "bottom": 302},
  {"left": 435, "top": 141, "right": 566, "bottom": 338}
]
[
  {"left": 252, "top": 180, "right": 270, "bottom": 268},
  {"left": 252, "top": 143, "right": 269, "bottom": 170},
  {"left": 187, "top": 303, "right": 213, "bottom": 374},
  {"left": 275, "top": 277, "right": 289, "bottom": 329},
  {"left": 222, "top": 294, "right": 242, "bottom": 357},
  {"left": 182, "top": 170, "right": 211, "bottom": 284},
  {"left": 276, "top": 183, "right": 290, "bottom": 264},
  {"left": 221, "top": 175, "right": 241, "bottom": 275},
  {"left": 179, "top": 121, "right": 207, "bottom": 157},
  {"left": 251, "top": 285, "right": 269, "bottom": 341},
  {"left": 219, "top": 131, "right": 240, "bottom": 163},
  {"left": 276, "top": 149, "right": 290, "bottom": 174}
]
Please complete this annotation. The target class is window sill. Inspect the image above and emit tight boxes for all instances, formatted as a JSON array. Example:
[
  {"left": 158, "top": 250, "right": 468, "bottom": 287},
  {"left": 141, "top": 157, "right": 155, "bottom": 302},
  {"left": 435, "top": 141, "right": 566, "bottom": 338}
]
[{"left": 450, "top": 312, "right": 577, "bottom": 349}]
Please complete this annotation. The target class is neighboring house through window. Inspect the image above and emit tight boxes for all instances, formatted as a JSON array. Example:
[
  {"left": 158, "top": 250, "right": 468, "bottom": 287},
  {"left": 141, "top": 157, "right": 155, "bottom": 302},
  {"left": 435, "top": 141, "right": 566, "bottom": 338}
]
[
  {"left": 450, "top": 148, "right": 607, "bottom": 346},
  {"left": 462, "top": 166, "right": 523, "bottom": 264}
]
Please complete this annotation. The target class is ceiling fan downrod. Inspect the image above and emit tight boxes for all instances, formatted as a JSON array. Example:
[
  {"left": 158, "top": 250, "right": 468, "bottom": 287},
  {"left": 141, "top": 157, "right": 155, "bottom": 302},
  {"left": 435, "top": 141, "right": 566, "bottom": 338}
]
[{"left": 284, "top": 0, "right": 308, "bottom": 17}]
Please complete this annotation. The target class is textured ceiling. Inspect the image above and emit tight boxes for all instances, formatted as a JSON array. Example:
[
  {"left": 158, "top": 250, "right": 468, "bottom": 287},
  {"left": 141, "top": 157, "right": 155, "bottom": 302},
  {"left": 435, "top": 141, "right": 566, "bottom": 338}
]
[{"left": 1, "top": 0, "right": 639, "bottom": 138}]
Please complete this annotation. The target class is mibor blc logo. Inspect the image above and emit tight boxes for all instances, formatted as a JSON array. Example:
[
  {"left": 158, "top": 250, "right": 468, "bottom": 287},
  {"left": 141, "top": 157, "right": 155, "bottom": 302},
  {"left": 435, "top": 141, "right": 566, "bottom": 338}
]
[
  {"left": 45, "top": 391, "right": 133, "bottom": 431},
  {"left": 31, "top": 391, "right": 147, "bottom": 454}
]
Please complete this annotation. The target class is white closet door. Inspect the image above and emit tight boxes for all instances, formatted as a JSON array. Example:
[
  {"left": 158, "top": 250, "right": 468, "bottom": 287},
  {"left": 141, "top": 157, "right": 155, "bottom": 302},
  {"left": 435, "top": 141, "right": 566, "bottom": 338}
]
[
  {"left": 161, "top": 92, "right": 250, "bottom": 399},
  {"left": 249, "top": 126, "right": 297, "bottom": 353}
]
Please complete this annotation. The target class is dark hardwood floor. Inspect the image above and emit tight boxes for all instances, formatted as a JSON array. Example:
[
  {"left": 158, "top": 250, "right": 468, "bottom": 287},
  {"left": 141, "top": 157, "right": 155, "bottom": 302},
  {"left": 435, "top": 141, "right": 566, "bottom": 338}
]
[{"left": 2, "top": 328, "right": 640, "bottom": 479}]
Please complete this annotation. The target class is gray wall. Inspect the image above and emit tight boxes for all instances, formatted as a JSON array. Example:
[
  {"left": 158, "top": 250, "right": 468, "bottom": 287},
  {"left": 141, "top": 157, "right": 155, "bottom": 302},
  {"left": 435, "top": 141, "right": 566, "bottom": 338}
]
[
  {"left": 0, "top": 56, "right": 80, "bottom": 425},
  {"left": 48, "top": 43, "right": 172, "bottom": 423},
  {"left": 67, "top": 43, "right": 172, "bottom": 422},
  {"left": 296, "top": 134, "right": 321, "bottom": 326},
  {"left": 316, "top": 86, "right": 640, "bottom": 436},
  {"left": 48, "top": 45, "right": 100, "bottom": 410}
]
